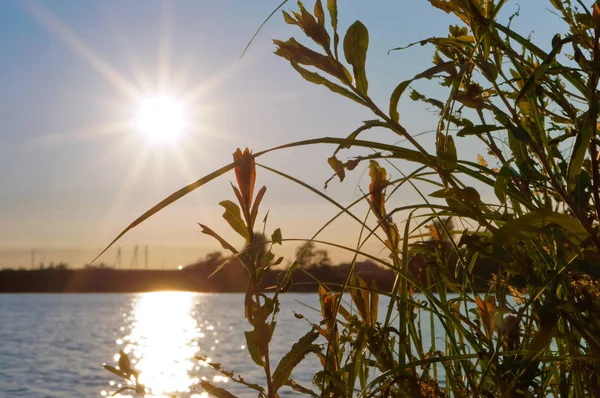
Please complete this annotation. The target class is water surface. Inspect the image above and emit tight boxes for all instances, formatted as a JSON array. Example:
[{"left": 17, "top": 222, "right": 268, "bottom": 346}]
[{"left": 0, "top": 292, "right": 444, "bottom": 397}]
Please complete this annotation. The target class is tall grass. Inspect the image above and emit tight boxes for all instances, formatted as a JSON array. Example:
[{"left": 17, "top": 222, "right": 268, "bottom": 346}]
[{"left": 102, "top": 1, "right": 600, "bottom": 396}]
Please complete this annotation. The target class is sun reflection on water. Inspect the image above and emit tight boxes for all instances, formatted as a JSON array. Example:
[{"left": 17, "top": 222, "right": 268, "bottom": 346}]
[{"left": 108, "top": 292, "right": 208, "bottom": 397}]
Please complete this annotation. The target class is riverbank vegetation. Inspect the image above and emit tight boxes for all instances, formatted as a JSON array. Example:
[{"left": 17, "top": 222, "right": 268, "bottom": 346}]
[{"left": 103, "top": 0, "right": 600, "bottom": 396}]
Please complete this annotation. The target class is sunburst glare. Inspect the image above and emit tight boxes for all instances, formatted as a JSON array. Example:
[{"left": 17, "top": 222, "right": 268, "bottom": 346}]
[
  {"left": 19, "top": 1, "right": 255, "bottom": 237},
  {"left": 135, "top": 94, "right": 189, "bottom": 145}
]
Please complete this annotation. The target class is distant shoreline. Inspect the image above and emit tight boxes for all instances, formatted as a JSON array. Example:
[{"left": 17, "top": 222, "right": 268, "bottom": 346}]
[{"left": 0, "top": 267, "right": 395, "bottom": 294}]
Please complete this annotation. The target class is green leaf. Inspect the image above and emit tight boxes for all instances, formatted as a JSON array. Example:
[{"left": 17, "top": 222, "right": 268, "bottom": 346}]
[
  {"left": 289, "top": 61, "right": 366, "bottom": 105},
  {"left": 507, "top": 127, "right": 544, "bottom": 179},
  {"left": 351, "top": 275, "right": 371, "bottom": 323},
  {"left": 568, "top": 109, "right": 596, "bottom": 192},
  {"left": 510, "top": 126, "right": 531, "bottom": 142},
  {"left": 244, "top": 330, "right": 265, "bottom": 366},
  {"left": 574, "top": 169, "right": 592, "bottom": 212},
  {"left": 492, "top": 211, "right": 589, "bottom": 246},
  {"left": 199, "top": 224, "right": 238, "bottom": 254},
  {"left": 219, "top": 200, "right": 250, "bottom": 241},
  {"left": 297, "top": 1, "right": 331, "bottom": 51},
  {"left": 343, "top": 20, "right": 369, "bottom": 95},
  {"left": 250, "top": 185, "right": 267, "bottom": 229},
  {"left": 271, "top": 228, "right": 282, "bottom": 245},
  {"left": 389, "top": 62, "right": 456, "bottom": 123},
  {"left": 514, "top": 34, "right": 572, "bottom": 104},
  {"left": 273, "top": 256, "right": 284, "bottom": 266},
  {"left": 274, "top": 38, "right": 347, "bottom": 82},
  {"left": 439, "top": 135, "right": 457, "bottom": 171},
  {"left": 479, "top": 60, "right": 498, "bottom": 81},
  {"left": 271, "top": 329, "right": 320, "bottom": 393},
  {"left": 549, "top": 0, "right": 563, "bottom": 10},
  {"left": 314, "top": 0, "right": 325, "bottom": 26},
  {"left": 326, "top": 0, "right": 339, "bottom": 57},
  {"left": 390, "top": 147, "right": 433, "bottom": 165},
  {"left": 282, "top": 10, "right": 297, "bottom": 25},
  {"left": 334, "top": 119, "right": 387, "bottom": 154},
  {"left": 327, "top": 0, "right": 337, "bottom": 32},
  {"left": 199, "top": 380, "right": 239, "bottom": 398},
  {"left": 389, "top": 81, "right": 411, "bottom": 122},
  {"left": 494, "top": 166, "right": 511, "bottom": 202},
  {"left": 456, "top": 124, "right": 502, "bottom": 137},
  {"left": 429, "top": 188, "right": 454, "bottom": 198},
  {"left": 526, "top": 306, "right": 558, "bottom": 360}
]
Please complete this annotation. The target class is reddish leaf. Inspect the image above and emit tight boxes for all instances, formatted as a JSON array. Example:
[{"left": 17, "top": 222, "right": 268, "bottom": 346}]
[{"left": 233, "top": 148, "right": 256, "bottom": 211}]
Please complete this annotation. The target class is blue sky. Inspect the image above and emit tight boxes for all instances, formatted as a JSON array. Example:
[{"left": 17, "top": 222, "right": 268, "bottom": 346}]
[{"left": 0, "top": 1, "right": 560, "bottom": 268}]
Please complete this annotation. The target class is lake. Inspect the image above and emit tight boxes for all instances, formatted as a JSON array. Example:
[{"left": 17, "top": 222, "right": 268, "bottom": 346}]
[{"left": 0, "top": 292, "right": 445, "bottom": 397}]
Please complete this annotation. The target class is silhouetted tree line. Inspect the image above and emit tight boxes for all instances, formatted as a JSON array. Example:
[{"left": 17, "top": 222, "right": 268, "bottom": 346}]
[{"left": 0, "top": 227, "right": 500, "bottom": 292}]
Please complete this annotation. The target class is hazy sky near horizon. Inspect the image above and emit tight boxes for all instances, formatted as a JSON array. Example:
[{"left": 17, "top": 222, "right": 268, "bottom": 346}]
[{"left": 0, "top": 1, "right": 561, "bottom": 267}]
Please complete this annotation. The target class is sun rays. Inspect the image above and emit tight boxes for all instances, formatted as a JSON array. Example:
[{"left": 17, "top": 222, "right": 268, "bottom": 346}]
[{"left": 18, "top": 0, "right": 250, "bottom": 223}]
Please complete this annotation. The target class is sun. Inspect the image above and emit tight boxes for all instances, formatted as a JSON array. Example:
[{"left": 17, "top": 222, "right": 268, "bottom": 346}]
[{"left": 135, "top": 94, "right": 188, "bottom": 145}]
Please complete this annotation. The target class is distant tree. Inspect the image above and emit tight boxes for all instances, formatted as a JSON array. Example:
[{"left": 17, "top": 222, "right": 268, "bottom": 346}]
[
  {"left": 185, "top": 251, "right": 225, "bottom": 273},
  {"left": 295, "top": 242, "right": 331, "bottom": 268},
  {"left": 205, "top": 251, "right": 224, "bottom": 263},
  {"left": 354, "top": 260, "right": 382, "bottom": 274},
  {"left": 84, "top": 262, "right": 110, "bottom": 269},
  {"left": 53, "top": 262, "right": 69, "bottom": 270}
]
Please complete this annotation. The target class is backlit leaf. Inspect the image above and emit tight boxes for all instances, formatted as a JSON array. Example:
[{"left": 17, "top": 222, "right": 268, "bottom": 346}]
[
  {"left": 271, "top": 228, "right": 282, "bottom": 245},
  {"left": 351, "top": 275, "right": 370, "bottom": 323},
  {"left": 274, "top": 38, "right": 348, "bottom": 82},
  {"left": 199, "top": 223, "right": 238, "bottom": 254},
  {"left": 314, "top": 0, "right": 325, "bottom": 26},
  {"left": 440, "top": 135, "right": 457, "bottom": 171},
  {"left": 477, "top": 154, "right": 488, "bottom": 168},
  {"left": 271, "top": 329, "right": 320, "bottom": 392},
  {"left": 297, "top": 1, "right": 331, "bottom": 51},
  {"left": 103, "top": 364, "right": 129, "bottom": 380},
  {"left": 220, "top": 200, "right": 250, "bottom": 241},
  {"left": 494, "top": 166, "right": 511, "bottom": 202},
  {"left": 244, "top": 330, "right": 265, "bottom": 366},
  {"left": 368, "top": 160, "right": 388, "bottom": 221},
  {"left": 199, "top": 380, "right": 239, "bottom": 398},
  {"left": 328, "top": 155, "right": 345, "bottom": 182},
  {"left": 429, "top": 188, "right": 454, "bottom": 198},
  {"left": 282, "top": 10, "right": 297, "bottom": 25},
  {"left": 492, "top": 211, "right": 589, "bottom": 246},
  {"left": 327, "top": 0, "right": 339, "bottom": 57},
  {"left": 335, "top": 119, "right": 387, "bottom": 154},
  {"left": 389, "top": 62, "right": 456, "bottom": 123},
  {"left": 343, "top": 21, "right": 369, "bottom": 95},
  {"left": 568, "top": 109, "right": 596, "bottom": 192},
  {"left": 250, "top": 185, "right": 267, "bottom": 229},
  {"left": 289, "top": 61, "right": 366, "bottom": 105},
  {"left": 327, "top": 0, "right": 337, "bottom": 31},
  {"left": 118, "top": 350, "right": 132, "bottom": 377}
]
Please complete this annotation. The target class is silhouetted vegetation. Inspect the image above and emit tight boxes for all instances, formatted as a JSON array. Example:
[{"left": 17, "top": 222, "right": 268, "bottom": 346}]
[
  {"left": 101, "top": 0, "right": 600, "bottom": 396},
  {"left": 0, "top": 244, "right": 503, "bottom": 293}
]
